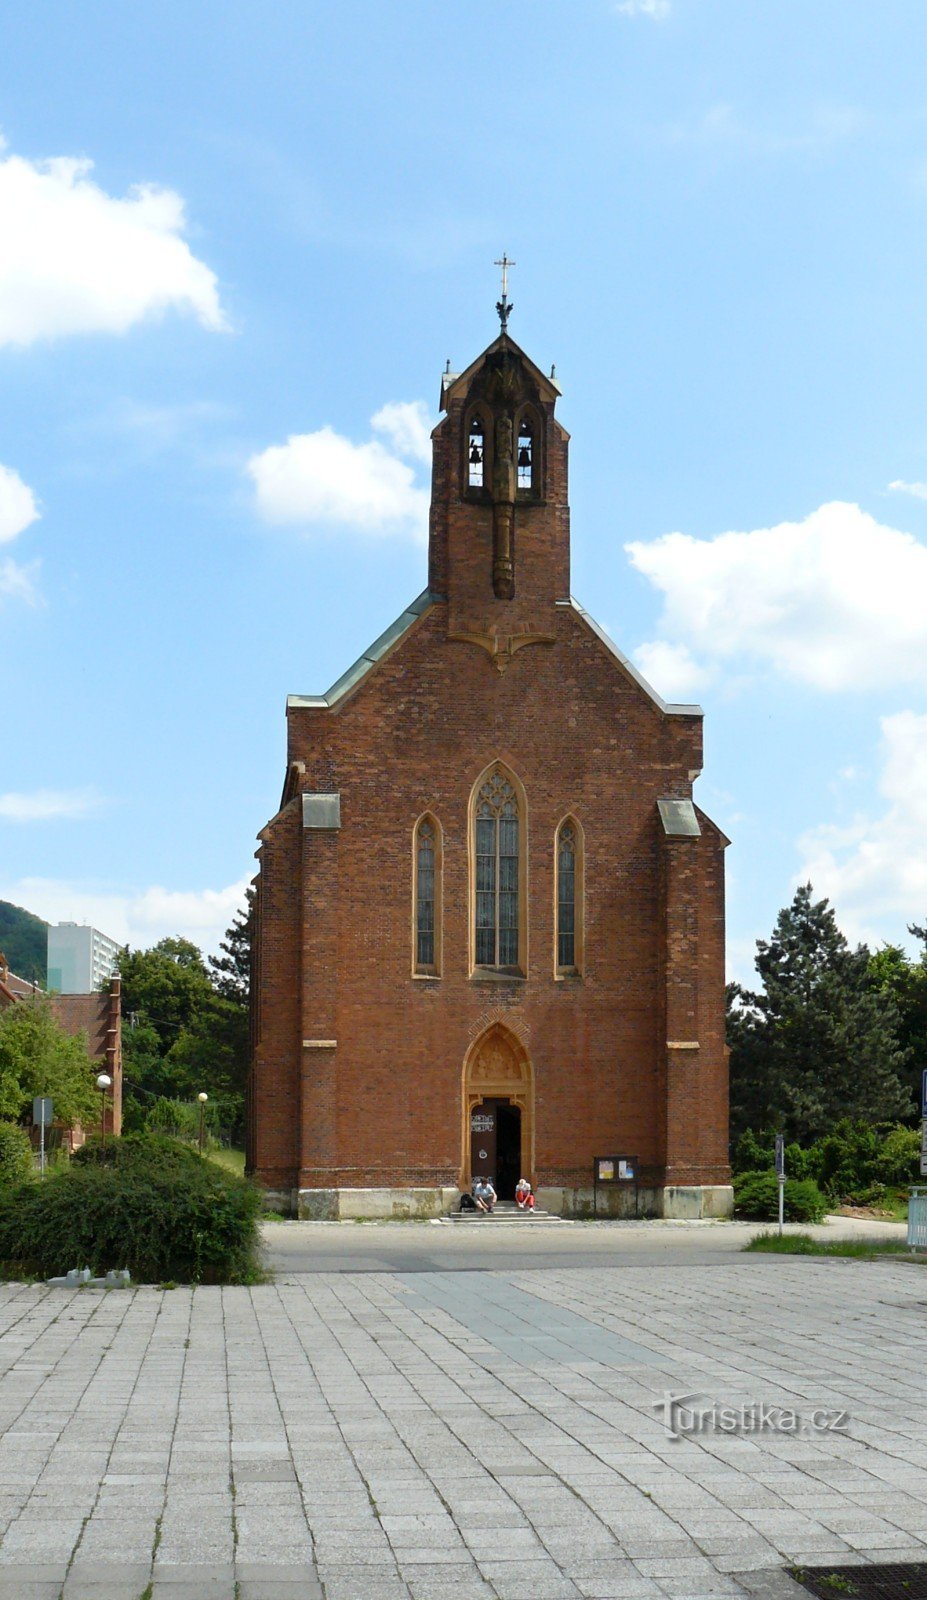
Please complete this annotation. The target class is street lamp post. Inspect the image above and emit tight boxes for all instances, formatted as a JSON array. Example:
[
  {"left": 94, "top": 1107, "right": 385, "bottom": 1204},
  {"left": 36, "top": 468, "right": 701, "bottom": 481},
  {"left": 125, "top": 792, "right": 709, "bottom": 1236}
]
[
  {"left": 197, "top": 1092, "right": 208, "bottom": 1156},
  {"left": 96, "top": 1073, "right": 112, "bottom": 1147}
]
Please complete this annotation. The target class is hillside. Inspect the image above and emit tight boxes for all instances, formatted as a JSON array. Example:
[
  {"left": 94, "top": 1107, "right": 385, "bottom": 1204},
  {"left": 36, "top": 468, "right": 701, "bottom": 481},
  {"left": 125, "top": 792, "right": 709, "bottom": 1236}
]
[{"left": 0, "top": 900, "right": 47, "bottom": 984}]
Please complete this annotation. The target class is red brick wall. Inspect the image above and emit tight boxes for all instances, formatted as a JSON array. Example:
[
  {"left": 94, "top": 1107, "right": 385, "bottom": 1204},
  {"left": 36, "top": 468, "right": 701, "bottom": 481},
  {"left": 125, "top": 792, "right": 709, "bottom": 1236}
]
[{"left": 249, "top": 336, "right": 729, "bottom": 1196}]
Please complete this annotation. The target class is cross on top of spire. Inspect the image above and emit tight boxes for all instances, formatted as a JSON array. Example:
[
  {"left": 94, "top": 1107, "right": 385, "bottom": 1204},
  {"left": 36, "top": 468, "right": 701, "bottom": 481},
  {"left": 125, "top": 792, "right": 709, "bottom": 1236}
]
[{"left": 494, "top": 254, "right": 515, "bottom": 332}]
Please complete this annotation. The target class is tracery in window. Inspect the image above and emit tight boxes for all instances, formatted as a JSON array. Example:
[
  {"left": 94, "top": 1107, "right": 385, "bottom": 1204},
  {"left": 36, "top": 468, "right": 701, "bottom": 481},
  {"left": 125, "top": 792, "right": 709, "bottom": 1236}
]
[
  {"left": 414, "top": 816, "right": 441, "bottom": 975},
  {"left": 555, "top": 817, "right": 584, "bottom": 976},
  {"left": 467, "top": 412, "right": 486, "bottom": 489},
  {"left": 557, "top": 823, "right": 576, "bottom": 970},
  {"left": 475, "top": 772, "right": 520, "bottom": 969}
]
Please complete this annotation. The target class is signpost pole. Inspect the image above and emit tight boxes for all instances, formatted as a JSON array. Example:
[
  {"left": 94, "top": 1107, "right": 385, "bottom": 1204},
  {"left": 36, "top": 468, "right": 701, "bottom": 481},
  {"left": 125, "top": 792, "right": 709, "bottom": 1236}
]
[
  {"left": 32, "top": 1098, "right": 52, "bottom": 1179},
  {"left": 921, "top": 1070, "right": 927, "bottom": 1182},
  {"left": 775, "top": 1133, "right": 785, "bottom": 1237}
]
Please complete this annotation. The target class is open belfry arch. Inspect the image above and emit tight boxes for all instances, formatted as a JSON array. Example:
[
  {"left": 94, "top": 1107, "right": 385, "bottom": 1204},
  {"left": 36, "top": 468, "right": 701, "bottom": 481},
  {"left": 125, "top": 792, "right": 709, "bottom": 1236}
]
[{"left": 248, "top": 270, "right": 732, "bottom": 1220}]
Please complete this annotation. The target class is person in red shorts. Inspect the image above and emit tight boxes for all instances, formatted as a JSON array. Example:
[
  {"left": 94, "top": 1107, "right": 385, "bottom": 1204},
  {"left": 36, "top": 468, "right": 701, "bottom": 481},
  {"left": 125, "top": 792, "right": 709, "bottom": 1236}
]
[{"left": 515, "top": 1177, "right": 535, "bottom": 1211}]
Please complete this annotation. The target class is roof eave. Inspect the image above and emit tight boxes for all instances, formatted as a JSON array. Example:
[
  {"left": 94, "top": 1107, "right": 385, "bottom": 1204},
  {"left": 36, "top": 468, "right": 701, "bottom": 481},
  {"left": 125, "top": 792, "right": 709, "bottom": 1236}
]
[
  {"left": 564, "top": 598, "right": 703, "bottom": 718},
  {"left": 287, "top": 589, "right": 442, "bottom": 713}
]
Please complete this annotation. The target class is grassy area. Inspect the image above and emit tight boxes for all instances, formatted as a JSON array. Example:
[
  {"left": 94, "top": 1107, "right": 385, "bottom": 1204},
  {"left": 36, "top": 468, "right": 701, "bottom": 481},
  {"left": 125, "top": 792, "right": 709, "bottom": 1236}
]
[
  {"left": 745, "top": 1230, "right": 917, "bottom": 1258},
  {"left": 205, "top": 1146, "right": 246, "bottom": 1176}
]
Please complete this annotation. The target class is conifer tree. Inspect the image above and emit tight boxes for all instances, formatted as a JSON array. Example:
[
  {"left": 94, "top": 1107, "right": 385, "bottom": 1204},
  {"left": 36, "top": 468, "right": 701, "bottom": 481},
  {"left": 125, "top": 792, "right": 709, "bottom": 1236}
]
[{"left": 729, "top": 884, "right": 911, "bottom": 1143}]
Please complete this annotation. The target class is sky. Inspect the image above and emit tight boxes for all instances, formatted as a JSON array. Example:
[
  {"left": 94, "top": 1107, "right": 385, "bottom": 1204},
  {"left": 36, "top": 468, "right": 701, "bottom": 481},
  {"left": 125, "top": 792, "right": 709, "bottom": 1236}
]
[{"left": 3, "top": 0, "right": 927, "bottom": 980}]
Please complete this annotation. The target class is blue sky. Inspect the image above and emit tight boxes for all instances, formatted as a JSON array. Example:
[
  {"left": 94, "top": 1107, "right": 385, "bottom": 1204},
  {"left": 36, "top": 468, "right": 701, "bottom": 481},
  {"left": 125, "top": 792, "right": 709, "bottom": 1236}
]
[{"left": 3, "top": 0, "right": 927, "bottom": 977}]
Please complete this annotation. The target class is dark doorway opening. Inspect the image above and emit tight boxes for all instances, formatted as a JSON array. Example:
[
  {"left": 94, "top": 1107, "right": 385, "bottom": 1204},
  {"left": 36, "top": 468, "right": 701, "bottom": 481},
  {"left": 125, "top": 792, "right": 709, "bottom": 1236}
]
[{"left": 495, "top": 1100, "right": 522, "bottom": 1200}]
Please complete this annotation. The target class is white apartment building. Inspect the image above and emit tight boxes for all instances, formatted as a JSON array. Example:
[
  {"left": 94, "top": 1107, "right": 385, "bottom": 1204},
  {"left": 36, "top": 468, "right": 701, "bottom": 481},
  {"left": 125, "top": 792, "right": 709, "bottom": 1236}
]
[{"left": 47, "top": 923, "right": 120, "bottom": 994}]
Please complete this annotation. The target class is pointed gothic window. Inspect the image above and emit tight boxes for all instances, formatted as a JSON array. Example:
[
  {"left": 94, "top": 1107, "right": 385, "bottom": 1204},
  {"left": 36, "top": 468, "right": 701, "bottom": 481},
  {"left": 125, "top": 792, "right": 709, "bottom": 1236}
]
[
  {"left": 475, "top": 772, "right": 520, "bottom": 969},
  {"left": 517, "top": 413, "right": 534, "bottom": 491},
  {"left": 467, "top": 413, "right": 485, "bottom": 489},
  {"left": 555, "top": 817, "right": 583, "bottom": 976},
  {"left": 414, "top": 817, "right": 441, "bottom": 975},
  {"left": 557, "top": 823, "right": 576, "bottom": 970}
]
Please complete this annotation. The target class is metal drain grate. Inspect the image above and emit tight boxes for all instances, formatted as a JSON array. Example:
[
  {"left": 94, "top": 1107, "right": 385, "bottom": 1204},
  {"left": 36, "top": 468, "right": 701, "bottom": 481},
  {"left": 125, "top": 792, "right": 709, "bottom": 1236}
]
[{"left": 790, "top": 1565, "right": 927, "bottom": 1600}]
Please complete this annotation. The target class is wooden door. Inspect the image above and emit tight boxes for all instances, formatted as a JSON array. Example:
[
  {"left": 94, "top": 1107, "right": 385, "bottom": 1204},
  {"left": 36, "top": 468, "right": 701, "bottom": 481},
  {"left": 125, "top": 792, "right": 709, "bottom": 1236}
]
[{"left": 469, "top": 1100, "right": 497, "bottom": 1187}]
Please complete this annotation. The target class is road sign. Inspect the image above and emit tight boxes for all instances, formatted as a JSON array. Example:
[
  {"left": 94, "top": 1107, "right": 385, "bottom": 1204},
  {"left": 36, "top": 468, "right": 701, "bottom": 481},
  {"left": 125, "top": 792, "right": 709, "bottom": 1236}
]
[
  {"left": 775, "top": 1134, "right": 785, "bottom": 1180},
  {"left": 32, "top": 1097, "right": 52, "bottom": 1126}
]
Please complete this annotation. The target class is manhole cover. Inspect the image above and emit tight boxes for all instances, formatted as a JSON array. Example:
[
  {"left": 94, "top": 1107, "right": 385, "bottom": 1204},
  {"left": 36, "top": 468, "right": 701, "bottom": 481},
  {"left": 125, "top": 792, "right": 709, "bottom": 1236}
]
[{"left": 791, "top": 1565, "right": 927, "bottom": 1600}]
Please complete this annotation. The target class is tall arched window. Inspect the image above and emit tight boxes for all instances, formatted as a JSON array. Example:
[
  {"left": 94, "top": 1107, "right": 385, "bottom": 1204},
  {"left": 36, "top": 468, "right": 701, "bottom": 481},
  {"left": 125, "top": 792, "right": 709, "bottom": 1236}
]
[
  {"left": 475, "top": 772, "right": 520, "bottom": 969},
  {"left": 555, "top": 817, "right": 583, "bottom": 976},
  {"left": 413, "top": 816, "right": 442, "bottom": 976},
  {"left": 467, "top": 412, "right": 486, "bottom": 490}
]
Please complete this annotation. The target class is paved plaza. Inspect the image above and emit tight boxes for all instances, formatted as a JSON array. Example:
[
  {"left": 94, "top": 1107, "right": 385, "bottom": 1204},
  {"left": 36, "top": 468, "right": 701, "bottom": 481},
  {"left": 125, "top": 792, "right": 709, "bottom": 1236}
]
[{"left": 0, "top": 1222, "right": 924, "bottom": 1600}]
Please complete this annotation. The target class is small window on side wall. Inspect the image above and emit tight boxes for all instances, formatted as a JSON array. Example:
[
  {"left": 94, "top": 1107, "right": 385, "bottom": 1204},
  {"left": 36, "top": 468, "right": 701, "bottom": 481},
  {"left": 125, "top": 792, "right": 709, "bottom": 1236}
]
[
  {"left": 556, "top": 818, "right": 583, "bottom": 975},
  {"left": 414, "top": 816, "right": 441, "bottom": 976}
]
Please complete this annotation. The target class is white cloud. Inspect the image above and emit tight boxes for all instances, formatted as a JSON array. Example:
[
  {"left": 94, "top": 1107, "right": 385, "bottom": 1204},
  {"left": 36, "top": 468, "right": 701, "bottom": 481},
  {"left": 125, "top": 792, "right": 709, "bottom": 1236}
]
[
  {"left": 371, "top": 400, "right": 433, "bottom": 466},
  {"left": 0, "top": 559, "right": 37, "bottom": 604},
  {"left": 888, "top": 479, "right": 927, "bottom": 501},
  {"left": 628, "top": 501, "right": 927, "bottom": 692},
  {"left": 615, "top": 0, "right": 670, "bottom": 17},
  {"left": 248, "top": 404, "right": 432, "bottom": 542},
  {"left": 0, "top": 874, "right": 250, "bottom": 958},
  {"left": 632, "top": 638, "right": 713, "bottom": 700},
  {"left": 797, "top": 712, "right": 927, "bottom": 947},
  {"left": 0, "top": 142, "right": 227, "bottom": 347},
  {"left": 0, "top": 463, "right": 39, "bottom": 545},
  {"left": 0, "top": 462, "right": 40, "bottom": 605},
  {"left": 0, "top": 788, "right": 100, "bottom": 823}
]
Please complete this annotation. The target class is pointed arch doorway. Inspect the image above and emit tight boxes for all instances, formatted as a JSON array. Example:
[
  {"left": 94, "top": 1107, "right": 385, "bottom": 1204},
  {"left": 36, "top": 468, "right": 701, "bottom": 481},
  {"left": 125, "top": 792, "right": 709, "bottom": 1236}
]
[{"left": 462, "top": 1024, "right": 534, "bottom": 1200}]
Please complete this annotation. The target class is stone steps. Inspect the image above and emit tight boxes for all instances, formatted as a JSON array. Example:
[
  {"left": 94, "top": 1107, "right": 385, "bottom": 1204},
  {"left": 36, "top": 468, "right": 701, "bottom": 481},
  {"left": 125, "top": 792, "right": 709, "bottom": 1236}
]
[{"left": 440, "top": 1201, "right": 570, "bottom": 1225}]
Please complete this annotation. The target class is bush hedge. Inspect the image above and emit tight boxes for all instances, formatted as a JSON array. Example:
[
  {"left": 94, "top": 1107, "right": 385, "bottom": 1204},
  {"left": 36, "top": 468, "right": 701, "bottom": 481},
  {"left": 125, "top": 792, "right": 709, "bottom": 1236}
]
[
  {"left": 733, "top": 1120, "right": 921, "bottom": 1201},
  {"left": 0, "top": 1133, "right": 262, "bottom": 1283},
  {"left": 733, "top": 1169, "right": 829, "bottom": 1224},
  {"left": 0, "top": 1123, "right": 34, "bottom": 1188}
]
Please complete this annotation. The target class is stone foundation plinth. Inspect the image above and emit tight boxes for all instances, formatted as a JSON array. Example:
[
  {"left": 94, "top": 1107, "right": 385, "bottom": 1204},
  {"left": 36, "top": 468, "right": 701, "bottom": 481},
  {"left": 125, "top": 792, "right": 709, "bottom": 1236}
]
[
  {"left": 297, "top": 1186, "right": 460, "bottom": 1221},
  {"left": 535, "top": 1184, "right": 733, "bottom": 1220}
]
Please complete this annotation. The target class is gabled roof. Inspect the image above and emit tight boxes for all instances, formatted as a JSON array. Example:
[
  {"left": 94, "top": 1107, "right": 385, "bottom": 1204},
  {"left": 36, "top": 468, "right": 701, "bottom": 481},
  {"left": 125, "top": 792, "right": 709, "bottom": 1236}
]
[
  {"left": 565, "top": 599, "right": 703, "bottom": 718},
  {"left": 440, "top": 332, "right": 561, "bottom": 412},
  {"left": 287, "top": 590, "right": 702, "bottom": 721},
  {"left": 287, "top": 590, "right": 439, "bottom": 712}
]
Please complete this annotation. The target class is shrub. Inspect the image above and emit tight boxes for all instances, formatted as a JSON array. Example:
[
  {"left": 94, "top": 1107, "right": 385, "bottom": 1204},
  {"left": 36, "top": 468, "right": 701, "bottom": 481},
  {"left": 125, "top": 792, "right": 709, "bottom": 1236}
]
[
  {"left": 0, "top": 1133, "right": 262, "bottom": 1283},
  {"left": 733, "top": 1169, "right": 828, "bottom": 1224},
  {"left": 809, "top": 1120, "right": 883, "bottom": 1197},
  {"left": 0, "top": 1123, "right": 34, "bottom": 1188},
  {"left": 874, "top": 1125, "right": 920, "bottom": 1187},
  {"left": 732, "top": 1128, "right": 775, "bottom": 1175}
]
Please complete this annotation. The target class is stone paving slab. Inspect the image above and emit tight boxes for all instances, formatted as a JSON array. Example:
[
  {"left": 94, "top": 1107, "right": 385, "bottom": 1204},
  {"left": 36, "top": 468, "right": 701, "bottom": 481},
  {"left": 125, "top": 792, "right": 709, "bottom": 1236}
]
[{"left": 0, "top": 1258, "right": 924, "bottom": 1597}]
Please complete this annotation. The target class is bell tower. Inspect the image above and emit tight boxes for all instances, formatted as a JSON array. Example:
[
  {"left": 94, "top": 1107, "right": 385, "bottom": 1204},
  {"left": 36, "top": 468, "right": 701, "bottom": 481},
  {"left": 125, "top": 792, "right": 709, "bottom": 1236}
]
[{"left": 428, "top": 276, "right": 570, "bottom": 660}]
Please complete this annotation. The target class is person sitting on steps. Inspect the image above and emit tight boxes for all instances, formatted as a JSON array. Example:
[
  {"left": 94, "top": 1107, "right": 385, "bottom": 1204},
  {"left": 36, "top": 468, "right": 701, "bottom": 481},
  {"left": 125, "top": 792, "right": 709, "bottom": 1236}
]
[
  {"left": 515, "top": 1177, "right": 535, "bottom": 1211},
  {"left": 473, "top": 1176, "right": 496, "bottom": 1213}
]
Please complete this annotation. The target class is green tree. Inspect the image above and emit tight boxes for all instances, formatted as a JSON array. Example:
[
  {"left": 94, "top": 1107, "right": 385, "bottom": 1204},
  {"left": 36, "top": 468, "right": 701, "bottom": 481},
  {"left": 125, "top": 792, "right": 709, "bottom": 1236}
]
[
  {"left": 118, "top": 938, "right": 214, "bottom": 1053},
  {"left": 0, "top": 997, "right": 98, "bottom": 1126},
  {"left": 208, "top": 889, "right": 252, "bottom": 1005},
  {"left": 868, "top": 940, "right": 927, "bottom": 1119},
  {"left": 117, "top": 916, "right": 250, "bottom": 1143},
  {"left": 729, "top": 884, "right": 911, "bottom": 1145}
]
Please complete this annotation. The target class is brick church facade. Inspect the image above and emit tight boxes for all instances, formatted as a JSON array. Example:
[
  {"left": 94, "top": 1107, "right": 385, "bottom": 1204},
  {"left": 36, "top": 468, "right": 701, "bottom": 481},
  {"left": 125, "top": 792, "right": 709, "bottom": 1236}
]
[{"left": 248, "top": 320, "right": 732, "bottom": 1219}]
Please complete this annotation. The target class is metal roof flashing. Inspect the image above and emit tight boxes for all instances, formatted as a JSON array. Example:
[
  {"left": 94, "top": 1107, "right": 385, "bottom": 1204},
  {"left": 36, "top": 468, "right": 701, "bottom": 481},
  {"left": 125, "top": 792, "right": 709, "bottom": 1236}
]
[
  {"left": 566, "top": 599, "right": 703, "bottom": 718},
  {"left": 658, "top": 798, "right": 702, "bottom": 838},
  {"left": 287, "top": 590, "right": 440, "bottom": 712}
]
